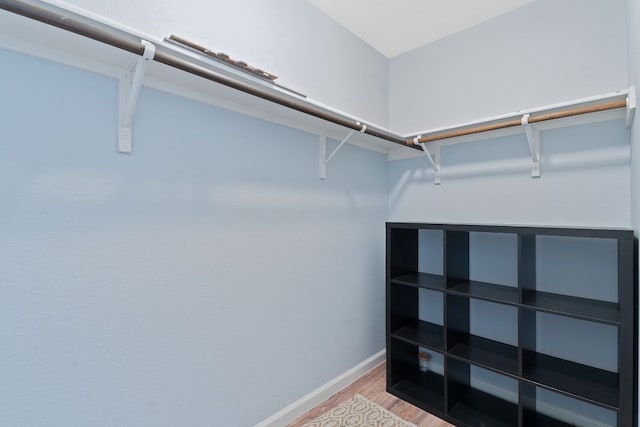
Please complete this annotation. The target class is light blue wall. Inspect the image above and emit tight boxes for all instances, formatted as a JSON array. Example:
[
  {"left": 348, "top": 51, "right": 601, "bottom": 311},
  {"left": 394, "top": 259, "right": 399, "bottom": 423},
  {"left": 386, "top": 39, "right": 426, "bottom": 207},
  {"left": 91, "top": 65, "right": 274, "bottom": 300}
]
[
  {"left": 387, "top": 0, "right": 631, "bottom": 228},
  {"left": 2, "top": 0, "right": 638, "bottom": 424},
  {"left": 389, "top": 0, "right": 629, "bottom": 133},
  {"left": 62, "top": 0, "right": 390, "bottom": 126},
  {"left": 0, "top": 48, "right": 388, "bottom": 426},
  {"left": 389, "top": 120, "right": 631, "bottom": 227}
]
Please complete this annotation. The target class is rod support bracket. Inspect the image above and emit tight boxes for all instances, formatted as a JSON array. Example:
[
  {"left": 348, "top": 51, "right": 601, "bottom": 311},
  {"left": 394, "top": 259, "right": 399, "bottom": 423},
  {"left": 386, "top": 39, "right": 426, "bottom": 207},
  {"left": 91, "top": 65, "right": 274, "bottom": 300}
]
[
  {"left": 118, "top": 40, "right": 156, "bottom": 154},
  {"left": 416, "top": 136, "right": 441, "bottom": 185},
  {"left": 522, "top": 114, "right": 541, "bottom": 178},
  {"left": 319, "top": 122, "right": 366, "bottom": 179},
  {"left": 626, "top": 86, "right": 636, "bottom": 128}
]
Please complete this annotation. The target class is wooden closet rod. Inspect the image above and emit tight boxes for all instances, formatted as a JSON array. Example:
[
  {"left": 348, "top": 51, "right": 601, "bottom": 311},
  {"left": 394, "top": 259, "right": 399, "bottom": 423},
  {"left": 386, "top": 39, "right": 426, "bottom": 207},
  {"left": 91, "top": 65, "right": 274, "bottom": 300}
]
[{"left": 408, "top": 99, "right": 627, "bottom": 145}]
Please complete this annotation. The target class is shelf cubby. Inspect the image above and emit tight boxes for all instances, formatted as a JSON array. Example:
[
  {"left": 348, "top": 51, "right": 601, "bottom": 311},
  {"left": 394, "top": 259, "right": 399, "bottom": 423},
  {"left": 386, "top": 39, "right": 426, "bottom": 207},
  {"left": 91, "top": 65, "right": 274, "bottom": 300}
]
[
  {"left": 534, "top": 235, "right": 618, "bottom": 302},
  {"left": 448, "top": 387, "right": 518, "bottom": 427},
  {"left": 389, "top": 372, "right": 445, "bottom": 414},
  {"left": 521, "top": 289, "right": 620, "bottom": 325},
  {"left": 387, "top": 339, "right": 445, "bottom": 413},
  {"left": 419, "top": 229, "right": 444, "bottom": 277},
  {"left": 386, "top": 223, "right": 636, "bottom": 427},
  {"left": 390, "top": 283, "right": 444, "bottom": 351},
  {"left": 469, "top": 232, "right": 518, "bottom": 286},
  {"left": 448, "top": 279, "right": 519, "bottom": 305},
  {"left": 447, "top": 358, "right": 519, "bottom": 427},
  {"left": 390, "top": 272, "right": 445, "bottom": 291},
  {"left": 391, "top": 320, "right": 444, "bottom": 352},
  {"left": 521, "top": 382, "right": 618, "bottom": 427},
  {"left": 521, "top": 234, "right": 621, "bottom": 325},
  {"left": 448, "top": 334, "right": 518, "bottom": 376},
  {"left": 522, "top": 351, "right": 619, "bottom": 410},
  {"left": 521, "top": 310, "right": 619, "bottom": 409},
  {"left": 447, "top": 231, "right": 519, "bottom": 306},
  {"left": 447, "top": 295, "right": 518, "bottom": 376}
]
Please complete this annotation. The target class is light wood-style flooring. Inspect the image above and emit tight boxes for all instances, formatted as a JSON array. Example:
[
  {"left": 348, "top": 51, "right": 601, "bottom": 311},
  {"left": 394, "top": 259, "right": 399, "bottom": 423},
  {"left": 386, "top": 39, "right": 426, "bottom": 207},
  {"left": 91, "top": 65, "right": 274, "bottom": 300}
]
[{"left": 288, "top": 362, "right": 452, "bottom": 427}]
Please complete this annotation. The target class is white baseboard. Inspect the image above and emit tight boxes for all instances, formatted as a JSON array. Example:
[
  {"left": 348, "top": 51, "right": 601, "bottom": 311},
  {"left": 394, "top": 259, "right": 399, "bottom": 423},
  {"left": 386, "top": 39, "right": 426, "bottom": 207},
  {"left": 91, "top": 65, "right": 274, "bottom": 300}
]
[{"left": 254, "top": 349, "right": 386, "bottom": 427}]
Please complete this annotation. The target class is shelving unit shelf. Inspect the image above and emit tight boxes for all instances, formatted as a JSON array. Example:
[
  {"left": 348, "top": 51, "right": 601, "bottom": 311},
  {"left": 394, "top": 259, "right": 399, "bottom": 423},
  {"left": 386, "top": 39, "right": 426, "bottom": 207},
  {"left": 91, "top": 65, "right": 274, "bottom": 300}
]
[{"left": 386, "top": 222, "right": 637, "bottom": 427}]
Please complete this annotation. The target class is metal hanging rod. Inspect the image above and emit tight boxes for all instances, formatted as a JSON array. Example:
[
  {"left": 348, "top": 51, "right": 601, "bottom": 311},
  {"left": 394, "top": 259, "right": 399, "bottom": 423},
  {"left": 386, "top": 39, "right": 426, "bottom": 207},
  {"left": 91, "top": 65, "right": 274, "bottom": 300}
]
[
  {"left": 0, "top": 0, "right": 414, "bottom": 149},
  {"left": 407, "top": 98, "right": 629, "bottom": 146}
]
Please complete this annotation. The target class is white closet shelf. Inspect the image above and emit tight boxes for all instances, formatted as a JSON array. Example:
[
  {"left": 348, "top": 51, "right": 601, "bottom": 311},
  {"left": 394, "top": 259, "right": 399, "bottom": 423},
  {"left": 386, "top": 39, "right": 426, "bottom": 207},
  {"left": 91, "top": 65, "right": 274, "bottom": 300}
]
[
  {"left": 0, "top": 0, "right": 635, "bottom": 168},
  {"left": 0, "top": 0, "right": 410, "bottom": 155}
]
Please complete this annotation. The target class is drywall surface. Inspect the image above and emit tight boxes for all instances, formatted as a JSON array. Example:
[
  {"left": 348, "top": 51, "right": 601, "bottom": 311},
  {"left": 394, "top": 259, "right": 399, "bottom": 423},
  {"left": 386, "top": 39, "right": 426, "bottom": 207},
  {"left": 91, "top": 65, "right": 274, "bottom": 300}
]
[
  {"left": 58, "top": 0, "right": 390, "bottom": 126},
  {"left": 388, "top": 120, "right": 631, "bottom": 227},
  {"left": 0, "top": 48, "right": 388, "bottom": 426},
  {"left": 389, "top": 0, "right": 629, "bottom": 134}
]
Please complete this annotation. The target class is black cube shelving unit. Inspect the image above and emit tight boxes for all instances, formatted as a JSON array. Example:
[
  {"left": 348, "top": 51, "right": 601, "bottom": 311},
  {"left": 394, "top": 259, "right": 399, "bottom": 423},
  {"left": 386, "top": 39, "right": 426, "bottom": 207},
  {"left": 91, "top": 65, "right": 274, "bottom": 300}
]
[{"left": 386, "top": 223, "right": 637, "bottom": 427}]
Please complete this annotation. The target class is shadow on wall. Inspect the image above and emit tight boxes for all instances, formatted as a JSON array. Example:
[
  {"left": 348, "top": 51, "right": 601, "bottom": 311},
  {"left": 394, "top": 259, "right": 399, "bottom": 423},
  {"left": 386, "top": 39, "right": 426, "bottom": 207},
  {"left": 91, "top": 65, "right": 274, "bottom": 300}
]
[{"left": 389, "top": 119, "right": 630, "bottom": 209}]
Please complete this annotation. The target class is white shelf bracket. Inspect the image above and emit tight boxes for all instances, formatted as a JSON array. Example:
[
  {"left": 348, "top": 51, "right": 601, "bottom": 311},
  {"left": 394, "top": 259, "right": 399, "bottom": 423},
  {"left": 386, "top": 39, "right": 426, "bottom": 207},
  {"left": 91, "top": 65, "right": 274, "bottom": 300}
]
[
  {"left": 415, "top": 136, "right": 441, "bottom": 185},
  {"left": 626, "top": 86, "right": 636, "bottom": 128},
  {"left": 319, "top": 134, "right": 327, "bottom": 179},
  {"left": 521, "top": 114, "right": 541, "bottom": 178},
  {"left": 118, "top": 40, "right": 156, "bottom": 154},
  {"left": 319, "top": 123, "right": 366, "bottom": 179}
]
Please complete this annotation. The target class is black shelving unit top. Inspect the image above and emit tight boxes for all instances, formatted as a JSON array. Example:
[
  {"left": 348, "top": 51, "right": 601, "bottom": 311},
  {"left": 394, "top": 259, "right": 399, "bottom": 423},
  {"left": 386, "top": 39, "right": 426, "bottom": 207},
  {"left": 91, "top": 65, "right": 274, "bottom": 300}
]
[
  {"left": 523, "top": 351, "right": 619, "bottom": 410},
  {"left": 448, "top": 280, "right": 519, "bottom": 305},
  {"left": 448, "top": 387, "right": 519, "bottom": 427},
  {"left": 391, "top": 320, "right": 444, "bottom": 351},
  {"left": 387, "top": 222, "right": 634, "bottom": 240},
  {"left": 390, "top": 272, "right": 445, "bottom": 291},
  {"left": 522, "top": 289, "right": 620, "bottom": 325},
  {"left": 448, "top": 334, "right": 518, "bottom": 376}
]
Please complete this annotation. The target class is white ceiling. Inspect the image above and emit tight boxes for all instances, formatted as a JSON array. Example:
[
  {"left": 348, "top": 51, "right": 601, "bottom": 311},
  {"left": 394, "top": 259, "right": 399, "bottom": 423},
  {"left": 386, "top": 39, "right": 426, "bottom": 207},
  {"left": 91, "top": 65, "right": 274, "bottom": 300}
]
[{"left": 308, "top": 0, "right": 535, "bottom": 58}]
